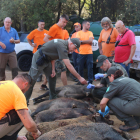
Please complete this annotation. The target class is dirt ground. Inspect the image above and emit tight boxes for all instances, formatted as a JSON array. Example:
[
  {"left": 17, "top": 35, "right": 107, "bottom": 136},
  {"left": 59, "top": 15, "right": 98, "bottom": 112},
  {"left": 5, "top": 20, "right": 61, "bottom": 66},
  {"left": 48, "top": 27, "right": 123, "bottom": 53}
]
[{"left": 5, "top": 69, "right": 140, "bottom": 139}]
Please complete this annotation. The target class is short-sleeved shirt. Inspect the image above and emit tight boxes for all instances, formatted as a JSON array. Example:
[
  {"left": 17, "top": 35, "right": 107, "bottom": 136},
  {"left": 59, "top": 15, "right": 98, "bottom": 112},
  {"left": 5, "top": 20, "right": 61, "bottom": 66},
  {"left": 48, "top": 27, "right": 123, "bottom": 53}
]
[
  {"left": 104, "top": 76, "right": 140, "bottom": 101},
  {"left": 71, "top": 32, "right": 79, "bottom": 53},
  {"left": 115, "top": 29, "right": 136, "bottom": 63},
  {"left": 63, "top": 29, "right": 69, "bottom": 40},
  {"left": 76, "top": 30, "right": 94, "bottom": 54},
  {"left": 100, "top": 62, "right": 128, "bottom": 86},
  {"left": 0, "top": 81, "right": 28, "bottom": 120},
  {"left": 98, "top": 28, "right": 118, "bottom": 57},
  {"left": 27, "top": 29, "right": 48, "bottom": 53},
  {"left": 41, "top": 39, "right": 69, "bottom": 60},
  {"left": 0, "top": 26, "right": 19, "bottom": 53},
  {"left": 48, "top": 24, "right": 64, "bottom": 40}
]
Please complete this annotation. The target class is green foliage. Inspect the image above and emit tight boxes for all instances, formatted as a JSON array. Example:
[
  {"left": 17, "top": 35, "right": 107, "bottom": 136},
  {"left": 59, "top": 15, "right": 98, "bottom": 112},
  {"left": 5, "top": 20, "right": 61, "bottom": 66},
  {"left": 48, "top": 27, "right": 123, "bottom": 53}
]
[{"left": 0, "top": 0, "right": 139, "bottom": 32}]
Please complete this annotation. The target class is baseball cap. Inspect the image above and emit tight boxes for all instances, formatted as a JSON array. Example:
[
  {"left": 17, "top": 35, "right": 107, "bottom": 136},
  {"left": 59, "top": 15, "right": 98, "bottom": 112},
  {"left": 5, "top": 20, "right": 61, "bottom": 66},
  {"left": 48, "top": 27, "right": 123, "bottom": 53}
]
[
  {"left": 107, "top": 66, "right": 118, "bottom": 77},
  {"left": 70, "top": 38, "right": 80, "bottom": 52},
  {"left": 96, "top": 55, "right": 108, "bottom": 67},
  {"left": 74, "top": 22, "right": 81, "bottom": 27}
]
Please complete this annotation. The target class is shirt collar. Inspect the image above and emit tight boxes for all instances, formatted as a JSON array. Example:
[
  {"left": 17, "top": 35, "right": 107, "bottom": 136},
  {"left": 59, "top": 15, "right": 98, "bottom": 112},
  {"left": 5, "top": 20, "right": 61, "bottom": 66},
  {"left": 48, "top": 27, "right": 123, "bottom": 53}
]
[{"left": 3, "top": 26, "right": 13, "bottom": 32}]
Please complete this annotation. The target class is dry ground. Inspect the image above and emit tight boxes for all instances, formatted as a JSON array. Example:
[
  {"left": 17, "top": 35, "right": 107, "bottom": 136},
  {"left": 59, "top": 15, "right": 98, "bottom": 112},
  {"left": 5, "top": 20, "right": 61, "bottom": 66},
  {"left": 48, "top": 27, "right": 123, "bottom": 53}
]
[{"left": 5, "top": 69, "right": 140, "bottom": 139}]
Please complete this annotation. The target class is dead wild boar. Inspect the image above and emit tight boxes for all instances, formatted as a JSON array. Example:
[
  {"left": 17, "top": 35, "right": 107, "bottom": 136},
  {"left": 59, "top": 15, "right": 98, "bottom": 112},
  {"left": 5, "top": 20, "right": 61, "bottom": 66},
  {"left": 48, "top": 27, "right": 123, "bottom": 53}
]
[
  {"left": 31, "top": 97, "right": 96, "bottom": 117},
  {"left": 35, "top": 108, "right": 93, "bottom": 123},
  {"left": 37, "top": 122, "right": 127, "bottom": 140},
  {"left": 33, "top": 85, "right": 92, "bottom": 104}
]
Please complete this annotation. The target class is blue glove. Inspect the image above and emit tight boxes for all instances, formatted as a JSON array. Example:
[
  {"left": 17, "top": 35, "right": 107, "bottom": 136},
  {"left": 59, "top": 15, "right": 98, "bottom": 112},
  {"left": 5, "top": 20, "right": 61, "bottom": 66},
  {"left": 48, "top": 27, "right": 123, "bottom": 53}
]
[
  {"left": 87, "top": 83, "right": 95, "bottom": 89},
  {"left": 98, "top": 106, "right": 110, "bottom": 117},
  {"left": 94, "top": 73, "right": 104, "bottom": 80}
]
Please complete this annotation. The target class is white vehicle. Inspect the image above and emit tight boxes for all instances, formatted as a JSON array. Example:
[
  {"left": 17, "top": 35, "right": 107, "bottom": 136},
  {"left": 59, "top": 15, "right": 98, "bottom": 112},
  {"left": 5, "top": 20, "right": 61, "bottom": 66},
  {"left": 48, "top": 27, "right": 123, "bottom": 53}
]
[
  {"left": 130, "top": 36, "right": 140, "bottom": 78},
  {"left": 15, "top": 33, "right": 33, "bottom": 71}
]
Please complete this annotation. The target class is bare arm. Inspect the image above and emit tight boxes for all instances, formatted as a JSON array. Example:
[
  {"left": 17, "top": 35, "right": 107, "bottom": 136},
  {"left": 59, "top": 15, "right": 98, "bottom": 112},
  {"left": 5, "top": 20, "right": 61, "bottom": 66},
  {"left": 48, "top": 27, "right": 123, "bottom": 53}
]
[
  {"left": 51, "top": 60, "right": 56, "bottom": 78},
  {"left": 98, "top": 42, "right": 103, "bottom": 55},
  {"left": 9, "top": 38, "right": 20, "bottom": 44},
  {"left": 123, "top": 44, "right": 136, "bottom": 65},
  {"left": 80, "top": 37, "right": 93, "bottom": 44},
  {"left": 44, "top": 34, "right": 51, "bottom": 43},
  {"left": 27, "top": 38, "right": 37, "bottom": 48},
  {"left": 17, "top": 109, "right": 41, "bottom": 139},
  {"left": 63, "top": 59, "right": 87, "bottom": 84},
  {"left": 100, "top": 98, "right": 109, "bottom": 112},
  {"left": 0, "top": 41, "right": 6, "bottom": 49}
]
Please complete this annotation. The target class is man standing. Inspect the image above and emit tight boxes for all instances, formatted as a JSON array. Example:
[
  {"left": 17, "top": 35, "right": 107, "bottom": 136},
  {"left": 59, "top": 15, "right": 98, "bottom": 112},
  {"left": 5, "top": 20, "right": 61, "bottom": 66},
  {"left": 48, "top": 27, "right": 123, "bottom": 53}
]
[
  {"left": 114, "top": 20, "right": 136, "bottom": 76},
  {"left": 25, "top": 38, "right": 87, "bottom": 102},
  {"left": 0, "top": 17, "right": 20, "bottom": 81},
  {"left": 44, "top": 14, "right": 69, "bottom": 86},
  {"left": 0, "top": 74, "right": 41, "bottom": 140},
  {"left": 76, "top": 21, "right": 94, "bottom": 84},
  {"left": 98, "top": 17, "right": 118, "bottom": 62},
  {"left": 71, "top": 22, "right": 81, "bottom": 72},
  {"left": 27, "top": 20, "right": 49, "bottom": 90}
]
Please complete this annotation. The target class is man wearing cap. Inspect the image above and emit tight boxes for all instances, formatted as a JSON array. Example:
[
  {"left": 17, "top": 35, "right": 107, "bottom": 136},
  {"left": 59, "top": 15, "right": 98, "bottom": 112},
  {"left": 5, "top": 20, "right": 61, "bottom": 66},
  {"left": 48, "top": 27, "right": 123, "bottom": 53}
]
[
  {"left": 25, "top": 38, "right": 87, "bottom": 102},
  {"left": 100, "top": 66, "right": 140, "bottom": 131},
  {"left": 76, "top": 21, "right": 94, "bottom": 84},
  {"left": 70, "top": 22, "right": 81, "bottom": 81},
  {"left": 88, "top": 55, "right": 128, "bottom": 100}
]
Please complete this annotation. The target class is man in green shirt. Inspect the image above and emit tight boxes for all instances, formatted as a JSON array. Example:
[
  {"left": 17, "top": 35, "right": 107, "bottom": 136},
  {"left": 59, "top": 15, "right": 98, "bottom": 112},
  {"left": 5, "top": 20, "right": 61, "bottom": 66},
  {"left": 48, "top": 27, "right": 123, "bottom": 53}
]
[
  {"left": 25, "top": 38, "right": 87, "bottom": 102},
  {"left": 100, "top": 67, "right": 140, "bottom": 131},
  {"left": 87, "top": 55, "right": 128, "bottom": 99}
]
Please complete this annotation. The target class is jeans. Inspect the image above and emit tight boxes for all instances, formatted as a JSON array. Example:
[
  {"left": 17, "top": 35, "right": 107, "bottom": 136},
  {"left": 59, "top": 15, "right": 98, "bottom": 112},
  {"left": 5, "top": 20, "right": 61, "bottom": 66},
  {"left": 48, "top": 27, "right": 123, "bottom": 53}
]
[
  {"left": 77, "top": 54, "right": 93, "bottom": 84},
  {"left": 72, "top": 52, "right": 79, "bottom": 72},
  {"left": 117, "top": 63, "right": 131, "bottom": 77}
]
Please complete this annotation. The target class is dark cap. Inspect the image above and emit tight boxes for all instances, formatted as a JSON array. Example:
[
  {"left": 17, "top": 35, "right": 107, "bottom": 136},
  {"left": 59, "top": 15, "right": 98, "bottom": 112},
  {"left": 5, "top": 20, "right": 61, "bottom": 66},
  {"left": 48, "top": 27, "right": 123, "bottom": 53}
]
[
  {"left": 107, "top": 66, "right": 118, "bottom": 76},
  {"left": 70, "top": 38, "right": 81, "bottom": 52},
  {"left": 96, "top": 55, "right": 108, "bottom": 67}
]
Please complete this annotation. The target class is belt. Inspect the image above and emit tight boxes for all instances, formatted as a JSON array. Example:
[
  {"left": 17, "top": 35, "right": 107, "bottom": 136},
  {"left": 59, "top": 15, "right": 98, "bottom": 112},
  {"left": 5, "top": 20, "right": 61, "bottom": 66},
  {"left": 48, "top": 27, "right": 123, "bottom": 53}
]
[
  {"left": 0, "top": 115, "right": 9, "bottom": 125},
  {"left": 117, "top": 44, "right": 129, "bottom": 46},
  {"left": 102, "top": 41, "right": 115, "bottom": 44}
]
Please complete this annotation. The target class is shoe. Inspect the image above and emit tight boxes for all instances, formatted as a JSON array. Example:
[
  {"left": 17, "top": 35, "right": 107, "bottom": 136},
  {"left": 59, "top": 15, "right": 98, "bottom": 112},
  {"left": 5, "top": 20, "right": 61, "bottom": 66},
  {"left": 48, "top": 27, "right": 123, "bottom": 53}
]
[
  {"left": 119, "top": 124, "right": 139, "bottom": 131},
  {"left": 70, "top": 73, "right": 78, "bottom": 82},
  {"left": 40, "top": 84, "right": 49, "bottom": 90},
  {"left": 36, "top": 75, "right": 42, "bottom": 82}
]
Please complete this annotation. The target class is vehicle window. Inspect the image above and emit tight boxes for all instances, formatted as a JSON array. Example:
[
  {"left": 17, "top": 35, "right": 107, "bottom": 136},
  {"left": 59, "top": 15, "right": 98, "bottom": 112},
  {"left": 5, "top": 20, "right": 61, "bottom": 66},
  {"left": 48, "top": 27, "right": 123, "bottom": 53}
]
[{"left": 134, "top": 28, "right": 140, "bottom": 36}]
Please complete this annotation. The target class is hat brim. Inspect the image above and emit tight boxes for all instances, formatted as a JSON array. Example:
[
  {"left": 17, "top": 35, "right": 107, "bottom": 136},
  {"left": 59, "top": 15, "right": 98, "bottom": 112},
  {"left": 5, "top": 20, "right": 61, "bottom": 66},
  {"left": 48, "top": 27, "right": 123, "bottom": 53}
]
[{"left": 96, "top": 62, "right": 103, "bottom": 68}]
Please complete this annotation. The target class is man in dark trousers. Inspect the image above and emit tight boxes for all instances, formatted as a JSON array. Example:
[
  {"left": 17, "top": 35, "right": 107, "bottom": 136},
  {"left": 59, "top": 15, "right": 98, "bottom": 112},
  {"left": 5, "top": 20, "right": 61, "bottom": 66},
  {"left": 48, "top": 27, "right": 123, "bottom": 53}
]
[{"left": 25, "top": 38, "right": 87, "bottom": 102}]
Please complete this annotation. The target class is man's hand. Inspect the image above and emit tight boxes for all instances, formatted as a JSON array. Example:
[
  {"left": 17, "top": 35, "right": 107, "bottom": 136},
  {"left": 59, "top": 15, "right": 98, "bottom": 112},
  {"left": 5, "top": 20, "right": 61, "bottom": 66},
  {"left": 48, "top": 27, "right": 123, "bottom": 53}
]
[
  {"left": 0, "top": 42, "right": 6, "bottom": 49},
  {"left": 31, "top": 43, "right": 37, "bottom": 48},
  {"left": 9, "top": 37, "right": 15, "bottom": 43},
  {"left": 51, "top": 70, "right": 56, "bottom": 78},
  {"left": 123, "top": 59, "right": 131, "bottom": 66},
  {"left": 87, "top": 83, "right": 95, "bottom": 89},
  {"left": 98, "top": 106, "right": 110, "bottom": 117},
  {"left": 31, "top": 129, "right": 41, "bottom": 139},
  {"left": 94, "top": 73, "right": 105, "bottom": 80},
  {"left": 79, "top": 77, "right": 87, "bottom": 85},
  {"left": 99, "top": 49, "right": 103, "bottom": 55}
]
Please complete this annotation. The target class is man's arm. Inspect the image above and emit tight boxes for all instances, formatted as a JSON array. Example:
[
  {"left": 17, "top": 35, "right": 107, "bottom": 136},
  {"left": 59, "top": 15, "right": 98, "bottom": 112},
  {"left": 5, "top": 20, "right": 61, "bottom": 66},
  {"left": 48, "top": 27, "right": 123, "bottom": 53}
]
[
  {"left": 51, "top": 60, "right": 56, "bottom": 78},
  {"left": 100, "top": 98, "right": 109, "bottom": 112},
  {"left": 0, "top": 41, "right": 6, "bottom": 49},
  {"left": 63, "top": 59, "right": 87, "bottom": 84},
  {"left": 9, "top": 38, "right": 20, "bottom": 44},
  {"left": 80, "top": 37, "right": 93, "bottom": 44},
  {"left": 27, "top": 38, "right": 37, "bottom": 48},
  {"left": 123, "top": 44, "right": 136, "bottom": 65},
  {"left": 17, "top": 109, "right": 41, "bottom": 139},
  {"left": 44, "top": 34, "right": 51, "bottom": 43},
  {"left": 98, "top": 42, "right": 103, "bottom": 55}
]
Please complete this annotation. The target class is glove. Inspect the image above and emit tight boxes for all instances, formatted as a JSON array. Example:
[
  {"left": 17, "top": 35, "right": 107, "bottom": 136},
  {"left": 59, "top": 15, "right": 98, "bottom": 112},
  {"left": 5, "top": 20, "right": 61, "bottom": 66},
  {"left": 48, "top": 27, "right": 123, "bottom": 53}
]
[
  {"left": 94, "top": 73, "right": 104, "bottom": 80},
  {"left": 87, "top": 83, "right": 95, "bottom": 89},
  {"left": 98, "top": 106, "right": 110, "bottom": 117}
]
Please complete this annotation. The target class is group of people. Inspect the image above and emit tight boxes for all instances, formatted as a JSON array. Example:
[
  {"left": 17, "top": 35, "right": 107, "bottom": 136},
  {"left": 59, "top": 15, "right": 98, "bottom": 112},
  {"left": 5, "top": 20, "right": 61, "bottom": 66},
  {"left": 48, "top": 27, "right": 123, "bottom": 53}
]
[{"left": 0, "top": 14, "right": 140, "bottom": 140}]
